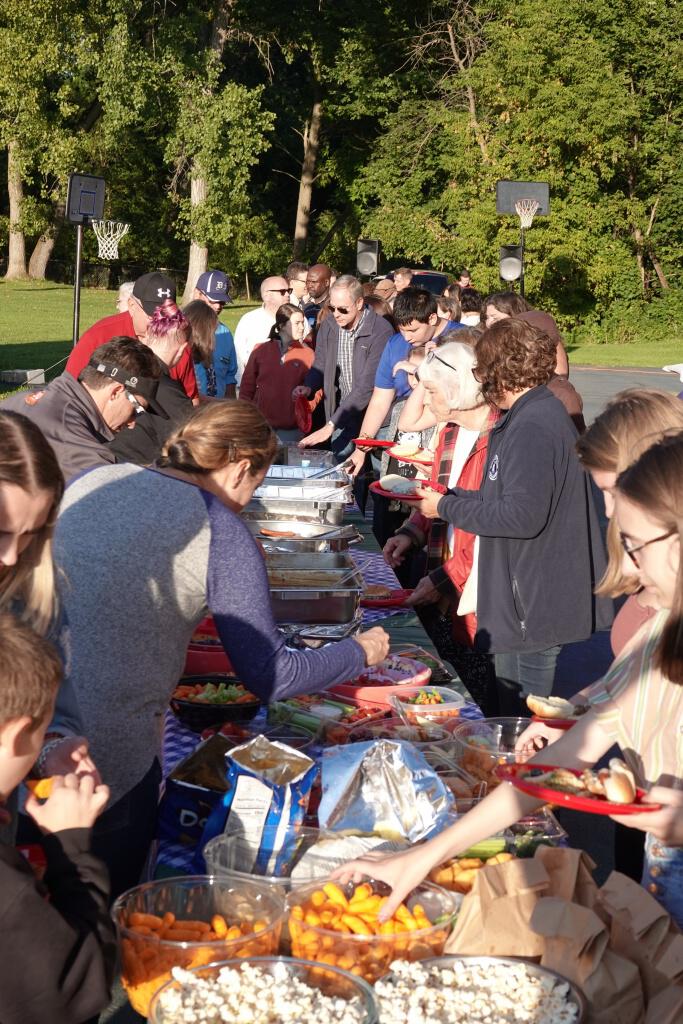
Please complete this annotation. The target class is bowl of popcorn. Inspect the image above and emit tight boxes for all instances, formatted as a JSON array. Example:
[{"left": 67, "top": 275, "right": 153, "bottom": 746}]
[
  {"left": 112, "top": 876, "right": 285, "bottom": 1016},
  {"left": 147, "top": 956, "right": 378, "bottom": 1023},
  {"left": 451, "top": 717, "right": 531, "bottom": 789},
  {"left": 286, "top": 878, "right": 457, "bottom": 984},
  {"left": 375, "top": 955, "right": 586, "bottom": 1022}
]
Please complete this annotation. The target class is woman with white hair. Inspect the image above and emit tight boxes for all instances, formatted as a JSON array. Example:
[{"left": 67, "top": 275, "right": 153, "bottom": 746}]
[{"left": 383, "top": 335, "right": 499, "bottom": 707}]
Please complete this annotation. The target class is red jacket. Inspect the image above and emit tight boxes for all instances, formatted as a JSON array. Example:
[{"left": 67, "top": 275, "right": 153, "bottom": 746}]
[
  {"left": 65, "top": 311, "right": 198, "bottom": 402},
  {"left": 398, "top": 410, "right": 500, "bottom": 644},
  {"left": 240, "top": 340, "right": 314, "bottom": 429}
]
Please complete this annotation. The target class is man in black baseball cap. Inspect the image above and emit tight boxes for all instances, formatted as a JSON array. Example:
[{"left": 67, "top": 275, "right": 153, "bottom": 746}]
[
  {"left": 2, "top": 338, "right": 163, "bottom": 481},
  {"left": 65, "top": 271, "right": 199, "bottom": 403}
]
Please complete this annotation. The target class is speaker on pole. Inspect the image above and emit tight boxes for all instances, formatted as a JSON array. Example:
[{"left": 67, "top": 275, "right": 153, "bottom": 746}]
[
  {"left": 356, "top": 238, "right": 380, "bottom": 277},
  {"left": 499, "top": 244, "right": 523, "bottom": 283}
]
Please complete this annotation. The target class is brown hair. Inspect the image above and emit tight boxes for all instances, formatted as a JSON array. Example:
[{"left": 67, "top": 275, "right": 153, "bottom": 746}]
[
  {"left": 158, "top": 400, "right": 278, "bottom": 476},
  {"left": 0, "top": 612, "right": 62, "bottom": 727},
  {"left": 269, "top": 302, "right": 304, "bottom": 342},
  {"left": 437, "top": 294, "right": 462, "bottom": 321},
  {"left": 0, "top": 412, "right": 64, "bottom": 634},
  {"left": 475, "top": 319, "right": 555, "bottom": 404},
  {"left": 576, "top": 389, "right": 683, "bottom": 597},
  {"left": 616, "top": 432, "right": 683, "bottom": 685},
  {"left": 364, "top": 295, "right": 397, "bottom": 332},
  {"left": 483, "top": 291, "right": 531, "bottom": 323},
  {"left": 79, "top": 337, "right": 163, "bottom": 390},
  {"left": 183, "top": 300, "right": 218, "bottom": 368}
]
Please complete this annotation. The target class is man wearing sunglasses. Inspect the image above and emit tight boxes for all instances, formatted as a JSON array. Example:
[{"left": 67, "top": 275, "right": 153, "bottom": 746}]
[
  {"left": 295, "top": 274, "right": 393, "bottom": 459},
  {"left": 2, "top": 338, "right": 164, "bottom": 482},
  {"left": 234, "top": 275, "right": 293, "bottom": 385}
]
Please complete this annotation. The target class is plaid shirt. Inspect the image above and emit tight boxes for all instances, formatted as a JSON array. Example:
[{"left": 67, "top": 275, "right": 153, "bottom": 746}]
[{"left": 337, "top": 308, "right": 367, "bottom": 400}]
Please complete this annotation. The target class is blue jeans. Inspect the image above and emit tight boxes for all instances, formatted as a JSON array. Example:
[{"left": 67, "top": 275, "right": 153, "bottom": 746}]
[
  {"left": 642, "top": 832, "right": 683, "bottom": 928},
  {"left": 494, "top": 646, "right": 562, "bottom": 716}
]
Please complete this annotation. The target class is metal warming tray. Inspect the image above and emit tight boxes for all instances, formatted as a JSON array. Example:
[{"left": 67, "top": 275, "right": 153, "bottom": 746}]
[
  {"left": 267, "top": 555, "right": 363, "bottom": 625},
  {"left": 274, "top": 446, "right": 337, "bottom": 469},
  {"left": 264, "top": 465, "right": 349, "bottom": 485},
  {"left": 247, "top": 520, "right": 361, "bottom": 553},
  {"left": 255, "top": 481, "right": 352, "bottom": 502},
  {"left": 244, "top": 497, "right": 347, "bottom": 525}
]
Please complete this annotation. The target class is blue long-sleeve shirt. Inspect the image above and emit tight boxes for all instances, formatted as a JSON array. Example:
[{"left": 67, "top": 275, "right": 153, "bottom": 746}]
[{"left": 194, "top": 323, "right": 237, "bottom": 397}]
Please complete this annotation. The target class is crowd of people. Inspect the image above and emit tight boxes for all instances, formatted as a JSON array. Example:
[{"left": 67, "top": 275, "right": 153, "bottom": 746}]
[{"left": 0, "top": 257, "right": 681, "bottom": 1021}]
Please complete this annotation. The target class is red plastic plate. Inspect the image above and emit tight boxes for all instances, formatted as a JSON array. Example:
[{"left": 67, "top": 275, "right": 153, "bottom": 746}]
[
  {"left": 530, "top": 715, "right": 578, "bottom": 731},
  {"left": 369, "top": 481, "right": 420, "bottom": 501},
  {"left": 496, "top": 763, "right": 661, "bottom": 815},
  {"left": 361, "top": 588, "right": 414, "bottom": 608},
  {"left": 351, "top": 438, "right": 394, "bottom": 448}
]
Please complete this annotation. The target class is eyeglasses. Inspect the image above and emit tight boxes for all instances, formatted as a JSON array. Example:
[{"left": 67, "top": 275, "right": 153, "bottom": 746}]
[
  {"left": 126, "top": 391, "right": 146, "bottom": 416},
  {"left": 329, "top": 305, "right": 351, "bottom": 315},
  {"left": 414, "top": 349, "right": 458, "bottom": 383},
  {"left": 619, "top": 529, "right": 676, "bottom": 568},
  {"left": 267, "top": 287, "right": 293, "bottom": 295}
]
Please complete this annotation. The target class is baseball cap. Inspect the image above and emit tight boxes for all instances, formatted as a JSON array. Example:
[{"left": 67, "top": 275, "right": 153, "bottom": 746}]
[
  {"left": 87, "top": 359, "right": 169, "bottom": 419},
  {"left": 196, "top": 269, "right": 232, "bottom": 303},
  {"left": 132, "top": 272, "right": 177, "bottom": 315}
]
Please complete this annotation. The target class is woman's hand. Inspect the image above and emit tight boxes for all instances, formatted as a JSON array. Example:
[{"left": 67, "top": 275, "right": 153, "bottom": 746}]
[
  {"left": 392, "top": 360, "right": 416, "bottom": 377},
  {"left": 331, "top": 846, "right": 434, "bottom": 920},
  {"left": 611, "top": 786, "right": 683, "bottom": 844},
  {"left": 514, "top": 720, "right": 568, "bottom": 761},
  {"left": 25, "top": 773, "right": 110, "bottom": 834},
  {"left": 414, "top": 487, "right": 441, "bottom": 519},
  {"left": 383, "top": 535, "right": 412, "bottom": 568},
  {"left": 42, "top": 736, "right": 102, "bottom": 785},
  {"left": 353, "top": 627, "right": 390, "bottom": 666},
  {"left": 345, "top": 448, "right": 367, "bottom": 478},
  {"left": 405, "top": 576, "right": 440, "bottom": 607}
]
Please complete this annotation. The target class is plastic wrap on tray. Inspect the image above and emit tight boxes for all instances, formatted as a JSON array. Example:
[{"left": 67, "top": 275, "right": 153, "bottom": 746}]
[{"left": 318, "top": 739, "right": 454, "bottom": 841}]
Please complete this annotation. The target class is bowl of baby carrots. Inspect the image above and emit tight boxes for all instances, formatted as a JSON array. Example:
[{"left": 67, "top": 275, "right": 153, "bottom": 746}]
[
  {"left": 112, "top": 875, "right": 285, "bottom": 1016},
  {"left": 285, "top": 878, "right": 458, "bottom": 984}
]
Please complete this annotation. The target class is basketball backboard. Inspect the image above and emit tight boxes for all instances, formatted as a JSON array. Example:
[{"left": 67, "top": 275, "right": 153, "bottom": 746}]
[
  {"left": 66, "top": 173, "right": 106, "bottom": 224},
  {"left": 496, "top": 179, "right": 549, "bottom": 216}
]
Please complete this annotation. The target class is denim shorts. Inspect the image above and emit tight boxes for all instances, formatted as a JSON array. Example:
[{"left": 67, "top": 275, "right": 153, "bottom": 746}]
[{"left": 642, "top": 831, "right": 683, "bottom": 928}]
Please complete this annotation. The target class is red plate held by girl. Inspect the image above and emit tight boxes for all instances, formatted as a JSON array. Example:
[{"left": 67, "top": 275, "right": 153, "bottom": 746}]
[
  {"left": 352, "top": 438, "right": 394, "bottom": 448},
  {"left": 496, "top": 762, "right": 661, "bottom": 815},
  {"left": 361, "top": 588, "right": 414, "bottom": 608}
]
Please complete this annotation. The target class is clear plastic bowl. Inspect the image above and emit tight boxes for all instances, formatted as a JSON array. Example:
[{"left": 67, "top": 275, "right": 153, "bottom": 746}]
[
  {"left": 392, "top": 686, "right": 466, "bottom": 733},
  {"left": 286, "top": 877, "right": 458, "bottom": 983},
  {"left": 147, "top": 955, "right": 378, "bottom": 1023},
  {"left": 112, "top": 875, "right": 285, "bottom": 1017},
  {"left": 203, "top": 826, "right": 339, "bottom": 893},
  {"left": 451, "top": 717, "right": 530, "bottom": 788},
  {"left": 345, "top": 716, "right": 452, "bottom": 748}
]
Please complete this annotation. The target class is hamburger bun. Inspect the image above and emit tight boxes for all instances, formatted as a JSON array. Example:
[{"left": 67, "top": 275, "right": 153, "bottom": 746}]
[
  {"left": 526, "top": 695, "right": 578, "bottom": 720},
  {"left": 363, "top": 584, "right": 393, "bottom": 600},
  {"left": 603, "top": 759, "right": 637, "bottom": 804},
  {"left": 581, "top": 769, "right": 606, "bottom": 797},
  {"left": 379, "top": 474, "right": 418, "bottom": 496},
  {"left": 391, "top": 443, "right": 421, "bottom": 458}
]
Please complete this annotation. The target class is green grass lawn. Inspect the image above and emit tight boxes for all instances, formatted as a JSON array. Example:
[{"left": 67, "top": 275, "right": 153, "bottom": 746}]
[
  {"left": 0, "top": 280, "right": 256, "bottom": 377},
  {"left": 0, "top": 279, "right": 680, "bottom": 375}
]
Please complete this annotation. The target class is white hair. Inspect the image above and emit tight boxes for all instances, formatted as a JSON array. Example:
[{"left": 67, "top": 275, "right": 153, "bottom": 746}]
[
  {"left": 418, "top": 339, "right": 483, "bottom": 410},
  {"left": 331, "top": 274, "right": 363, "bottom": 302}
]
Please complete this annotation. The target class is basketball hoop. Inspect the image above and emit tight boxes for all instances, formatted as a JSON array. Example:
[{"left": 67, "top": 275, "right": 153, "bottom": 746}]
[
  {"left": 515, "top": 199, "right": 540, "bottom": 229},
  {"left": 91, "top": 220, "right": 129, "bottom": 260}
]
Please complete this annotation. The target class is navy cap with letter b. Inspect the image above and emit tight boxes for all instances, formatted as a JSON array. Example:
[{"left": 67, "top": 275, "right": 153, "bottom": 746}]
[{"left": 196, "top": 269, "right": 232, "bottom": 304}]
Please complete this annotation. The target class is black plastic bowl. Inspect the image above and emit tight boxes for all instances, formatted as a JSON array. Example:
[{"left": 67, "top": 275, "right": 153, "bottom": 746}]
[{"left": 169, "top": 674, "right": 261, "bottom": 732}]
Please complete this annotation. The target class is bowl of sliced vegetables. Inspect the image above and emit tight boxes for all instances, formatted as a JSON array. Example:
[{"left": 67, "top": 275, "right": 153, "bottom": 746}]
[{"left": 170, "top": 675, "right": 261, "bottom": 732}]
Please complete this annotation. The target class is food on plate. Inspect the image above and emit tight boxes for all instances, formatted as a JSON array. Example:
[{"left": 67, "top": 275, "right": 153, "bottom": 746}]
[
  {"left": 25, "top": 776, "right": 55, "bottom": 800},
  {"left": 378, "top": 473, "right": 418, "bottom": 495},
  {"left": 529, "top": 758, "right": 637, "bottom": 804},
  {"left": 172, "top": 680, "right": 258, "bottom": 705},
  {"left": 288, "top": 880, "right": 454, "bottom": 982},
  {"left": 526, "top": 694, "right": 589, "bottom": 720},
  {"left": 375, "top": 958, "right": 580, "bottom": 1023},
  {"left": 258, "top": 527, "right": 297, "bottom": 538},
  {"left": 429, "top": 845, "right": 516, "bottom": 893},
  {"left": 390, "top": 442, "right": 421, "bottom": 458},
  {"left": 152, "top": 962, "right": 369, "bottom": 1024},
  {"left": 119, "top": 910, "right": 279, "bottom": 1015},
  {"left": 362, "top": 583, "right": 393, "bottom": 600}
]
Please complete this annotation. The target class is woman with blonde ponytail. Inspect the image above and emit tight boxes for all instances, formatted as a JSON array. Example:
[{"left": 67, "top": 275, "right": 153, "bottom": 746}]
[{"left": 54, "top": 399, "right": 389, "bottom": 896}]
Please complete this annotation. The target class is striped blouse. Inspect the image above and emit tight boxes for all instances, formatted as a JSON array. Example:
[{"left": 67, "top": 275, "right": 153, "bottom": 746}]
[{"left": 589, "top": 610, "right": 683, "bottom": 790}]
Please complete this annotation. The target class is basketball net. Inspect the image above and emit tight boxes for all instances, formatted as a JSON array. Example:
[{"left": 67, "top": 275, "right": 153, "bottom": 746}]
[
  {"left": 91, "top": 220, "right": 129, "bottom": 260},
  {"left": 515, "top": 199, "right": 540, "bottom": 229}
]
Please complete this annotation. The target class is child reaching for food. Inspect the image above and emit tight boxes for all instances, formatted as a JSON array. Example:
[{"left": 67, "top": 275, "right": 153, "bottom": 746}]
[
  {"left": 0, "top": 613, "right": 114, "bottom": 1024},
  {"left": 335, "top": 433, "right": 683, "bottom": 926}
]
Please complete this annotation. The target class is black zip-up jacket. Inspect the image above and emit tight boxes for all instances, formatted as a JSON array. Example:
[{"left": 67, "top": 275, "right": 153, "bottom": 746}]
[
  {"left": 0, "top": 828, "right": 115, "bottom": 1024},
  {"left": 437, "top": 386, "right": 612, "bottom": 654}
]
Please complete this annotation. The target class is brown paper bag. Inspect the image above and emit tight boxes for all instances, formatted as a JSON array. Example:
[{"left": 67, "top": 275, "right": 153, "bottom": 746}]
[
  {"left": 531, "top": 897, "right": 644, "bottom": 1024},
  {"left": 644, "top": 984, "right": 683, "bottom": 1023},
  {"left": 445, "top": 856, "right": 550, "bottom": 957},
  {"left": 535, "top": 844, "right": 601, "bottom": 909}
]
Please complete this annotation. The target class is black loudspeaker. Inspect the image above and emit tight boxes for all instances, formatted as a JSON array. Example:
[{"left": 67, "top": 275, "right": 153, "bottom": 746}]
[
  {"left": 357, "top": 238, "right": 380, "bottom": 277},
  {"left": 499, "top": 244, "right": 523, "bottom": 282}
]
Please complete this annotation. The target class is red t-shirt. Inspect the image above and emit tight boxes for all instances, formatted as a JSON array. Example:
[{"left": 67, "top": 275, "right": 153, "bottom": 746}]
[{"left": 65, "top": 311, "right": 198, "bottom": 401}]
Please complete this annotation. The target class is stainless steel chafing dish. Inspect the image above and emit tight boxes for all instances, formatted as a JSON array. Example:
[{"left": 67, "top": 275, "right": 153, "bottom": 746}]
[
  {"left": 264, "top": 465, "right": 349, "bottom": 484},
  {"left": 246, "top": 520, "right": 361, "bottom": 553},
  {"left": 244, "top": 496, "right": 348, "bottom": 525},
  {"left": 273, "top": 446, "right": 337, "bottom": 469},
  {"left": 266, "top": 553, "right": 363, "bottom": 624}
]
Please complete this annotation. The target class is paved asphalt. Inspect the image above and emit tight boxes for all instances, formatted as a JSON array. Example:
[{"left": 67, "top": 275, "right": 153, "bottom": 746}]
[{"left": 571, "top": 364, "right": 681, "bottom": 425}]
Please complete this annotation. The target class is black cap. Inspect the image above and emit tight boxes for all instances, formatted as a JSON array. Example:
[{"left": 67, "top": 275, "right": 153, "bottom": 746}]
[
  {"left": 132, "top": 272, "right": 176, "bottom": 315},
  {"left": 87, "top": 359, "right": 169, "bottom": 419}
]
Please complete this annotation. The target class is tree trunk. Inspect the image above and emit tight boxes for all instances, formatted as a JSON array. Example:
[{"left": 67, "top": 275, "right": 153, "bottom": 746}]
[
  {"left": 5, "top": 141, "right": 28, "bottom": 280},
  {"left": 292, "top": 92, "right": 322, "bottom": 259},
  {"left": 28, "top": 201, "right": 66, "bottom": 280},
  {"left": 182, "top": 172, "right": 209, "bottom": 304}
]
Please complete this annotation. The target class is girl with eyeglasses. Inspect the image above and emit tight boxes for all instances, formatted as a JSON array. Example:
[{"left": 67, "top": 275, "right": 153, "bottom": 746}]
[{"left": 336, "top": 431, "right": 683, "bottom": 927}]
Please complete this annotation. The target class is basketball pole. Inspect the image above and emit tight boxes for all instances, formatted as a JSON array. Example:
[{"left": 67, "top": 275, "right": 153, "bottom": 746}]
[
  {"left": 72, "top": 220, "right": 84, "bottom": 347},
  {"left": 519, "top": 223, "right": 526, "bottom": 299}
]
